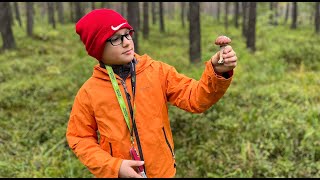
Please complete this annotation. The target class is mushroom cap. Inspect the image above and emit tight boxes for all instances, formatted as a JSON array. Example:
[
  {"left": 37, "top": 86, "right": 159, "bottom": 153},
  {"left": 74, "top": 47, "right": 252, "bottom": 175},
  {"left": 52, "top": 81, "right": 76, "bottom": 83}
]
[{"left": 215, "top": 35, "right": 231, "bottom": 45}]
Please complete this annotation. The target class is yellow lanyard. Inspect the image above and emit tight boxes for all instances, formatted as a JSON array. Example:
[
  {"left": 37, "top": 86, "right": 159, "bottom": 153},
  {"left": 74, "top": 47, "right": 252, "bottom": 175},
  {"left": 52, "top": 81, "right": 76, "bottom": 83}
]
[{"left": 106, "top": 63, "right": 136, "bottom": 144}]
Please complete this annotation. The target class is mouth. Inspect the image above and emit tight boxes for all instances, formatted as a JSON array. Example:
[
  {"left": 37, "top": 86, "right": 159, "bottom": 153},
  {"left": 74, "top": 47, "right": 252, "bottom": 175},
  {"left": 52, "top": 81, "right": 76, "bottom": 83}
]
[{"left": 123, "top": 48, "right": 133, "bottom": 55}]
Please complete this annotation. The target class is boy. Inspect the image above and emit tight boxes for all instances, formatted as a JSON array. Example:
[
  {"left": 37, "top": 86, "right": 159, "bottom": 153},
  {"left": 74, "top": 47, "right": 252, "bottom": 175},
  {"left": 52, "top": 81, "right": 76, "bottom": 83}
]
[{"left": 66, "top": 8, "right": 237, "bottom": 178}]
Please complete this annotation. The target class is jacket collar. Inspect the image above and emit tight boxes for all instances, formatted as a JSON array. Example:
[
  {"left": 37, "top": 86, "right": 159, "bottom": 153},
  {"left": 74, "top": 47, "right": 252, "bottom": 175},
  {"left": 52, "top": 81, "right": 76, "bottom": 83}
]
[{"left": 92, "top": 53, "right": 154, "bottom": 81}]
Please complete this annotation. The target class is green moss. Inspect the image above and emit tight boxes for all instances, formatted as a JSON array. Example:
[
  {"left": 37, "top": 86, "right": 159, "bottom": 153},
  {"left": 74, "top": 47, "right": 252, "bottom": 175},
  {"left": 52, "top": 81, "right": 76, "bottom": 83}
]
[{"left": 0, "top": 3, "right": 319, "bottom": 178}]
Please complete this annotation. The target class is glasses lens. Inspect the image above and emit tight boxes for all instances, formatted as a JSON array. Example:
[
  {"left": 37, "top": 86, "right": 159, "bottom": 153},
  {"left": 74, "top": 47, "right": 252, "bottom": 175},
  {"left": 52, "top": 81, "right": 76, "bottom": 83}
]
[
  {"left": 129, "top": 30, "right": 134, "bottom": 38},
  {"left": 111, "top": 36, "right": 122, "bottom": 46},
  {"left": 124, "top": 30, "right": 134, "bottom": 41},
  {"left": 124, "top": 34, "right": 131, "bottom": 41},
  {"left": 108, "top": 30, "right": 135, "bottom": 46}
]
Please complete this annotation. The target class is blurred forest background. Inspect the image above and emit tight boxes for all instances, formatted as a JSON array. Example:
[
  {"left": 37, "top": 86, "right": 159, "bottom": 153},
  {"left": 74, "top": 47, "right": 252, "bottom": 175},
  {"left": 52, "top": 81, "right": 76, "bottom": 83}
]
[{"left": 0, "top": 2, "right": 319, "bottom": 178}]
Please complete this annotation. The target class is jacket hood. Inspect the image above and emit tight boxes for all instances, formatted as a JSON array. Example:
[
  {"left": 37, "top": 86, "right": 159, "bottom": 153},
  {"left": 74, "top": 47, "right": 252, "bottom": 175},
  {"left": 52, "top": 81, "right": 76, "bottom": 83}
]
[{"left": 92, "top": 53, "right": 154, "bottom": 81}]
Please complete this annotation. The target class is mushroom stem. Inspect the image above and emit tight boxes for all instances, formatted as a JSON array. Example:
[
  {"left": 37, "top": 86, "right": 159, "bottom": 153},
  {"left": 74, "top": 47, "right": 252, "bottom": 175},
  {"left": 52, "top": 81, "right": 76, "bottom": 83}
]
[
  {"left": 218, "top": 45, "right": 226, "bottom": 64},
  {"left": 215, "top": 35, "right": 231, "bottom": 65}
]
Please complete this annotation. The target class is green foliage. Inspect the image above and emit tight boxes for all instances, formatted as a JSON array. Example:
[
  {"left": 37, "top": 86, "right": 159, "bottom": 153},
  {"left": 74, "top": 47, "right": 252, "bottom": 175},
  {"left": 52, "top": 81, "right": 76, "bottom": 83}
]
[
  {"left": 0, "top": 5, "right": 319, "bottom": 178},
  {"left": 0, "top": 24, "right": 94, "bottom": 178}
]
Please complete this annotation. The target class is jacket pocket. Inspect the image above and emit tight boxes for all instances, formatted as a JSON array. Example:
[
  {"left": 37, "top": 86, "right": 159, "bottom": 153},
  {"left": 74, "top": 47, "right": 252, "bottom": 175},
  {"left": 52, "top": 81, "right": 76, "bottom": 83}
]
[
  {"left": 100, "top": 135, "right": 113, "bottom": 156},
  {"left": 108, "top": 142, "right": 113, "bottom": 156},
  {"left": 162, "top": 127, "right": 176, "bottom": 168},
  {"left": 162, "top": 127, "right": 175, "bottom": 159}
]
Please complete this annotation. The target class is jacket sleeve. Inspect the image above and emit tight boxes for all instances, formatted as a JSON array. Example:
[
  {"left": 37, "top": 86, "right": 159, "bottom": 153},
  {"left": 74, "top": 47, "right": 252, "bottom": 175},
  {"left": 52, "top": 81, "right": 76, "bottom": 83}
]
[
  {"left": 66, "top": 87, "right": 123, "bottom": 178},
  {"left": 163, "top": 59, "right": 233, "bottom": 113}
]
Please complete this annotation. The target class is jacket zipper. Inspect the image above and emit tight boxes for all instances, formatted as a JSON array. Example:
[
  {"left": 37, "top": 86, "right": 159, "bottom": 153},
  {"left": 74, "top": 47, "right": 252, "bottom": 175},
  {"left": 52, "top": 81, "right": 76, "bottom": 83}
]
[
  {"left": 162, "top": 127, "right": 175, "bottom": 159},
  {"left": 120, "top": 79, "right": 147, "bottom": 174}
]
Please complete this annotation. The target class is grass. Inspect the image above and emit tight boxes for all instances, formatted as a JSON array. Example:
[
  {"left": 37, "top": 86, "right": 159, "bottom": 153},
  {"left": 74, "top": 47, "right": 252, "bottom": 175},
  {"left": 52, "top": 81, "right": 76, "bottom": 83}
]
[{"left": 0, "top": 10, "right": 319, "bottom": 177}]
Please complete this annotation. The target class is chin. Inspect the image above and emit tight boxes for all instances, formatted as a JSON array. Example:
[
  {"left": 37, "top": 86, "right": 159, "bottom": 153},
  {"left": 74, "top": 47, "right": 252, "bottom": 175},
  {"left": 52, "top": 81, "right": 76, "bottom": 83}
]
[
  {"left": 124, "top": 54, "right": 134, "bottom": 62},
  {"left": 117, "top": 57, "right": 132, "bottom": 65}
]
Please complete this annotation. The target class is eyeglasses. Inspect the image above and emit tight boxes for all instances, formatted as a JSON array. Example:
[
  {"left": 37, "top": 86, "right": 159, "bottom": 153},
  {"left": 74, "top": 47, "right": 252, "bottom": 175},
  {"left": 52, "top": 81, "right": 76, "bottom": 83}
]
[{"left": 106, "top": 30, "right": 135, "bottom": 46}]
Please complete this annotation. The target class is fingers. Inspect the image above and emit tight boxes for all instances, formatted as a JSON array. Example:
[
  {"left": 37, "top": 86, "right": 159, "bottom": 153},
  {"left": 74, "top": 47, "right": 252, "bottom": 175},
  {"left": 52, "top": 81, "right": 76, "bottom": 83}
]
[
  {"left": 224, "top": 55, "right": 237, "bottom": 63},
  {"left": 223, "top": 50, "right": 236, "bottom": 59},
  {"left": 131, "top": 173, "right": 143, "bottom": 178},
  {"left": 223, "top": 45, "right": 232, "bottom": 54},
  {"left": 119, "top": 160, "right": 145, "bottom": 178},
  {"left": 129, "top": 160, "right": 144, "bottom": 177},
  {"left": 223, "top": 55, "right": 237, "bottom": 66},
  {"left": 211, "top": 45, "right": 237, "bottom": 69},
  {"left": 129, "top": 160, "right": 144, "bottom": 167},
  {"left": 222, "top": 45, "right": 236, "bottom": 58},
  {"left": 224, "top": 61, "right": 237, "bottom": 67},
  {"left": 221, "top": 45, "right": 237, "bottom": 65},
  {"left": 138, "top": 172, "right": 144, "bottom": 177}
]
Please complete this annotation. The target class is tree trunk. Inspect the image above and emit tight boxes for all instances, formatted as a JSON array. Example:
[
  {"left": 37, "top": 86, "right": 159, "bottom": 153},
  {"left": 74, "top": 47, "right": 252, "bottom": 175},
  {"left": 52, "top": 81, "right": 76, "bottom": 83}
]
[
  {"left": 269, "top": 2, "right": 273, "bottom": 25},
  {"left": 224, "top": 2, "right": 229, "bottom": 31},
  {"left": 181, "top": 2, "right": 185, "bottom": 28},
  {"left": 159, "top": 2, "right": 165, "bottom": 33},
  {"left": 274, "top": 2, "right": 278, "bottom": 26},
  {"left": 242, "top": 2, "right": 248, "bottom": 38},
  {"left": 310, "top": 9, "right": 313, "bottom": 26},
  {"left": 284, "top": 2, "right": 289, "bottom": 24},
  {"left": 47, "top": 2, "right": 56, "bottom": 29},
  {"left": 167, "top": 2, "right": 175, "bottom": 20},
  {"left": 56, "top": 2, "right": 64, "bottom": 24},
  {"left": 69, "top": 2, "right": 74, "bottom": 22},
  {"left": 290, "top": 2, "right": 297, "bottom": 29},
  {"left": 0, "top": 2, "right": 16, "bottom": 50},
  {"left": 246, "top": 2, "right": 256, "bottom": 52},
  {"left": 234, "top": 2, "right": 239, "bottom": 28},
  {"left": 189, "top": 2, "right": 201, "bottom": 63},
  {"left": 186, "top": 2, "right": 190, "bottom": 22},
  {"left": 13, "top": 2, "right": 22, "bottom": 27},
  {"left": 217, "top": 2, "right": 220, "bottom": 22},
  {"left": 127, "top": 2, "right": 139, "bottom": 54},
  {"left": 75, "top": 2, "right": 83, "bottom": 23},
  {"left": 137, "top": 2, "right": 141, "bottom": 30},
  {"left": 269, "top": 2, "right": 274, "bottom": 25},
  {"left": 40, "top": 2, "right": 46, "bottom": 19},
  {"left": 8, "top": 3, "right": 14, "bottom": 28},
  {"left": 91, "top": 2, "right": 95, "bottom": 10},
  {"left": 151, "top": 2, "right": 156, "bottom": 25},
  {"left": 26, "top": 2, "right": 34, "bottom": 37},
  {"left": 315, "top": 2, "right": 320, "bottom": 33},
  {"left": 143, "top": 2, "right": 149, "bottom": 39},
  {"left": 120, "top": 2, "right": 126, "bottom": 18}
]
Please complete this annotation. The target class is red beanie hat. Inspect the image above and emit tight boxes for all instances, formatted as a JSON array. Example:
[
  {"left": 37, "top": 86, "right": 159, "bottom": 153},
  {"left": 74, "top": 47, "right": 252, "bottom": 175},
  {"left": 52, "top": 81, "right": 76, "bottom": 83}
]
[{"left": 76, "top": 8, "right": 133, "bottom": 61}]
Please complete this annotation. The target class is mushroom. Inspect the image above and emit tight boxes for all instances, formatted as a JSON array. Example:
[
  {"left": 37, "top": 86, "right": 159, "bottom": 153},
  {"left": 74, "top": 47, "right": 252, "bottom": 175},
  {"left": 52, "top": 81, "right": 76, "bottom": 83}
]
[{"left": 215, "top": 36, "right": 231, "bottom": 64}]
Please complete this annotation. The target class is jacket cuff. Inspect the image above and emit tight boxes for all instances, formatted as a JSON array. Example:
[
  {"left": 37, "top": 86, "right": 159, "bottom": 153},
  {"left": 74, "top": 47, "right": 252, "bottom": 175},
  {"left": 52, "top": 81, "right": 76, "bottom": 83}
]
[
  {"left": 215, "top": 69, "right": 233, "bottom": 79},
  {"left": 112, "top": 158, "right": 123, "bottom": 178},
  {"left": 208, "top": 60, "right": 233, "bottom": 79}
]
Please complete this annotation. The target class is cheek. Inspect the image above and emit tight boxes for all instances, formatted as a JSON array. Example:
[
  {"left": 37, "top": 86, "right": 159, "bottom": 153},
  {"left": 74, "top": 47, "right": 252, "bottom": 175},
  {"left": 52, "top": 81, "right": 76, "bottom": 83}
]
[{"left": 102, "top": 48, "right": 121, "bottom": 63}]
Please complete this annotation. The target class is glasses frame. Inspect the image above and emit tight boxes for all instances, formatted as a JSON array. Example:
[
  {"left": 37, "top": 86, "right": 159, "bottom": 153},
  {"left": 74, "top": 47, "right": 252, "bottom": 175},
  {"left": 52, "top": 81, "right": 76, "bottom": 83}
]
[{"left": 106, "top": 29, "right": 135, "bottom": 46}]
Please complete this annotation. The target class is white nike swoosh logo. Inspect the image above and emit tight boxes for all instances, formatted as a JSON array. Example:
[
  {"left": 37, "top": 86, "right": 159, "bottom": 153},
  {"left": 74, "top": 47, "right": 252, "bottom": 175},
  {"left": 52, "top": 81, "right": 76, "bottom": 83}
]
[{"left": 111, "top": 22, "right": 126, "bottom": 31}]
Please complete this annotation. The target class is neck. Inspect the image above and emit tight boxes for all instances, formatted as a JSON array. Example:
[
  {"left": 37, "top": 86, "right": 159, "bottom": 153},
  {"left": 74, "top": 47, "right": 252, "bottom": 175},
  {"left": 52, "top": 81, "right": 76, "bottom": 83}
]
[
  {"left": 100, "top": 60, "right": 135, "bottom": 80},
  {"left": 112, "top": 62, "right": 131, "bottom": 80}
]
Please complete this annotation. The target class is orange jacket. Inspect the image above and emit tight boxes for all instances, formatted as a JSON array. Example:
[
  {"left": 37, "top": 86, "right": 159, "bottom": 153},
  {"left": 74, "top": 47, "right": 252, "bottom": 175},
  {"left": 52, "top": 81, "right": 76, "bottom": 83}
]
[{"left": 66, "top": 53, "right": 233, "bottom": 178}]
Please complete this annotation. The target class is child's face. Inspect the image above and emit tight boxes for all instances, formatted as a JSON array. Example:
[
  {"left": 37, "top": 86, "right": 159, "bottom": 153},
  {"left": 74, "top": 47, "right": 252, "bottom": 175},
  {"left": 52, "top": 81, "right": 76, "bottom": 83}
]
[{"left": 101, "top": 28, "right": 135, "bottom": 65}]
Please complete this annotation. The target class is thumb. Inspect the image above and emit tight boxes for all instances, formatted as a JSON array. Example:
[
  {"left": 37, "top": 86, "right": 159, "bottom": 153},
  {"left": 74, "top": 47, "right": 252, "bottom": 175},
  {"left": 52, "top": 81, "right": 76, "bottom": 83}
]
[{"left": 211, "top": 51, "right": 220, "bottom": 64}]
